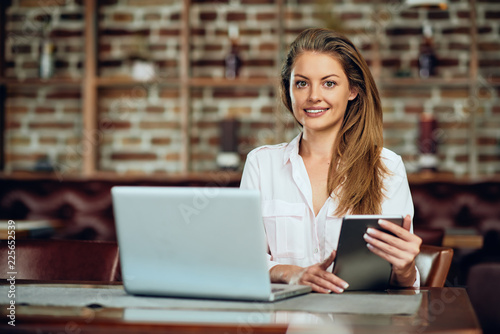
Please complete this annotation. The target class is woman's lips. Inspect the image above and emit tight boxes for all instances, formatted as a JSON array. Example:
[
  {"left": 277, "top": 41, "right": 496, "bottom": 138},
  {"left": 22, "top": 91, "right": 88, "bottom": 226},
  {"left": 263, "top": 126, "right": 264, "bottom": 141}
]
[{"left": 304, "top": 108, "right": 329, "bottom": 116}]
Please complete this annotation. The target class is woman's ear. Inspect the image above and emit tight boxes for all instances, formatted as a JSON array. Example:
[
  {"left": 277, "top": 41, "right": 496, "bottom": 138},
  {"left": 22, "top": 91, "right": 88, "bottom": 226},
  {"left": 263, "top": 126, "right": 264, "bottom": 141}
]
[{"left": 348, "top": 88, "right": 358, "bottom": 101}]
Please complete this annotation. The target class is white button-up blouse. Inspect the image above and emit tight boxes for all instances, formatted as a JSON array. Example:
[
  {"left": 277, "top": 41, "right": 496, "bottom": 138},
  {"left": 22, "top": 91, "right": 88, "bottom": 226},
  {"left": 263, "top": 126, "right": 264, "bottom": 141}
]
[{"left": 240, "top": 133, "right": 420, "bottom": 287}]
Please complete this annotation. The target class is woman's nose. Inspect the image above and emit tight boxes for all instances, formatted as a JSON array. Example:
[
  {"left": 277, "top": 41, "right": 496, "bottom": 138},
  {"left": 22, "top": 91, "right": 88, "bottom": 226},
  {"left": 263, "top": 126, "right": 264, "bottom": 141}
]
[{"left": 308, "top": 85, "right": 321, "bottom": 102}]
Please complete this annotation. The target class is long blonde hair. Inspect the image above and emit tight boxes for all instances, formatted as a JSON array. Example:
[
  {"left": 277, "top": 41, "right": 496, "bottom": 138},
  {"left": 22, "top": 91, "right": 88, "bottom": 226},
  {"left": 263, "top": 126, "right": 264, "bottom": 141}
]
[{"left": 280, "top": 28, "right": 389, "bottom": 215}]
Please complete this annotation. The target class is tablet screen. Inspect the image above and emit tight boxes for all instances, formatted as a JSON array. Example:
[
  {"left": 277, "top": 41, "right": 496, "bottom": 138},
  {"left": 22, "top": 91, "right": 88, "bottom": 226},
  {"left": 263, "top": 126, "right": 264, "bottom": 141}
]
[{"left": 332, "top": 215, "right": 403, "bottom": 291}]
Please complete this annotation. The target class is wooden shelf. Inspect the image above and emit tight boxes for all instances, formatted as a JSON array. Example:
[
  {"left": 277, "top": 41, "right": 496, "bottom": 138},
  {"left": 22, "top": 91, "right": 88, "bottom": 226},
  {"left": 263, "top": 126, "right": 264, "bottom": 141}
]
[
  {"left": 0, "top": 77, "right": 82, "bottom": 87},
  {"left": 189, "top": 77, "right": 278, "bottom": 87},
  {"left": 0, "top": 170, "right": 243, "bottom": 184},
  {"left": 96, "top": 76, "right": 180, "bottom": 87},
  {"left": 378, "top": 77, "right": 470, "bottom": 88}
]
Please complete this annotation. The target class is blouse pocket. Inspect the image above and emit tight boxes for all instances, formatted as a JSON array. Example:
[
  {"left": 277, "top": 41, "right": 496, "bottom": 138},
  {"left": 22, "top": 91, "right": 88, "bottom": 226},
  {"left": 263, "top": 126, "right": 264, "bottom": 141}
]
[{"left": 262, "top": 199, "right": 306, "bottom": 259}]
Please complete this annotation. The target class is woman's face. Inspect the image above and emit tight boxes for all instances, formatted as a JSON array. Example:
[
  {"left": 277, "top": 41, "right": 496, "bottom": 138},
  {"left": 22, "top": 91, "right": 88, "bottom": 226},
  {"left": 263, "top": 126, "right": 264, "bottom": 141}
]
[{"left": 289, "top": 51, "right": 357, "bottom": 136}]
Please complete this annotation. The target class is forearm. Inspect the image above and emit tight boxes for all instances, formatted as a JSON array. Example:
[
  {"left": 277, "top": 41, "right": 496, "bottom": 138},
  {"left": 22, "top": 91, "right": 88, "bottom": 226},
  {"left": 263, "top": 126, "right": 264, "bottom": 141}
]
[
  {"left": 391, "top": 262, "right": 417, "bottom": 287},
  {"left": 269, "top": 264, "right": 304, "bottom": 284}
]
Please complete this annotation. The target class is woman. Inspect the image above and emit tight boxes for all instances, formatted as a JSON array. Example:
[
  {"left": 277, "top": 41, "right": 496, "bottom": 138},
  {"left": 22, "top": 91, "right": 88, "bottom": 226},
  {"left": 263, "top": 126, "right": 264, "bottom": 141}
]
[{"left": 240, "top": 28, "right": 422, "bottom": 293}]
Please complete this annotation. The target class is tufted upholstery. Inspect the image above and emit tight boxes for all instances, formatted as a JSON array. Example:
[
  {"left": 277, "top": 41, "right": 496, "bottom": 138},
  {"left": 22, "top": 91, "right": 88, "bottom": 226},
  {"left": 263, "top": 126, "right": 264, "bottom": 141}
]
[
  {"left": 0, "top": 176, "right": 240, "bottom": 240},
  {"left": 0, "top": 239, "right": 120, "bottom": 281},
  {"left": 410, "top": 181, "right": 500, "bottom": 235},
  {"left": 1, "top": 177, "right": 499, "bottom": 240}
]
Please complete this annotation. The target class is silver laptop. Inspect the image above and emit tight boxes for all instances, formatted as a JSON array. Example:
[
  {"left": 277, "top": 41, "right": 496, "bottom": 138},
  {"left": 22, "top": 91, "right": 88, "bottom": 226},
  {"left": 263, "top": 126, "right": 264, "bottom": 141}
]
[{"left": 111, "top": 186, "right": 311, "bottom": 302}]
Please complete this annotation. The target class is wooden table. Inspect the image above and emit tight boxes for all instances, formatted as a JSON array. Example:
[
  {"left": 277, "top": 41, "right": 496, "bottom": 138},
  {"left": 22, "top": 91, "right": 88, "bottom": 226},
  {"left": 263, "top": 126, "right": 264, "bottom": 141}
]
[{"left": 0, "top": 282, "right": 482, "bottom": 334}]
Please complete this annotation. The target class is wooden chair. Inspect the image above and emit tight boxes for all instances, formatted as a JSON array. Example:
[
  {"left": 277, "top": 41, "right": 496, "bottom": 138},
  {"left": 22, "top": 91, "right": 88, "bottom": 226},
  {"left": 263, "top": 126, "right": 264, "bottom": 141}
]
[
  {"left": 0, "top": 239, "right": 120, "bottom": 282},
  {"left": 415, "top": 244, "right": 454, "bottom": 287}
]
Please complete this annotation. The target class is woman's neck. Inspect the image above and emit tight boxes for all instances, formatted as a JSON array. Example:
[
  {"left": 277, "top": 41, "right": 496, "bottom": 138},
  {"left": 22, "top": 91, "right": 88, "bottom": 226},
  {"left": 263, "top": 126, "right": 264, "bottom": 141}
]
[{"left": 299, "top": 129, "right": 338, "bottom": 161}]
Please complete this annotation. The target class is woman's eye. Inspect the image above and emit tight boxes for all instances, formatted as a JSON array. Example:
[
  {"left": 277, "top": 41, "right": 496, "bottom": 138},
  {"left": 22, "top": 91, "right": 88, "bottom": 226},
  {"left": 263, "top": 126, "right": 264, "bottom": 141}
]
[
  {"left": 324, "top": 81, "right": 336, "bottom": 88},
  {"left": 296, "top": 81, "right": 307, "bottom": 88}
]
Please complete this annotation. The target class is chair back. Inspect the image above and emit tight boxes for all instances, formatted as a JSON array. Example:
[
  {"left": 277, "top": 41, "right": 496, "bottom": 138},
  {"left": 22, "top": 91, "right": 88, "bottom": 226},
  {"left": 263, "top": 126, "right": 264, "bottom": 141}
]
[
  {"left": 415, "top": 244, "right": 453, "bottom": 287},
  {"left": 0, "top": 239, "right": 119, "bottom": 282}
]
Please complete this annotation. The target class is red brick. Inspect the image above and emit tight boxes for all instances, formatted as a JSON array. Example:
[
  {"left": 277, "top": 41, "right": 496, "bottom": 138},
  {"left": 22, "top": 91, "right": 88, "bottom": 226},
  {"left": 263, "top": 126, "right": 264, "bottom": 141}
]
[
  {"left": 200, "top": 12, "right": 217, "bottom": 21},
  {"left": 6, "top": 106, "right": 28, "bottom": 113},
  {"left": 256, "top": 43, "right": 275, "bottom": 52},
  {"left": 192, "top": 60, "right": 225, "bottom": 67},
  {"left": 383, "top": 121, "right": 414, "bottom": 130},
  {"left": 440, "top": 89, "right": 469, "bottom": 98},
  {"left": 204, "top": 44, "right": 223, "bottom": 51},
  {"left": 400, "top": 11, "right": 419, "bottom": 19},
  {"left": 479, "top": 154, "right": 500, "bottom": 162},
  {"left": 261, "top": 106, "right": 274, "bottom": 114},
  {"left": 165, "top": 153, "right": 180, "bottom": 161},
  {"left": 485, "top": 11, "right": 500, "bottom": 19},
  {"left": 149, "top": 44, "right": 167, "bottom": 51},
  {"left": 438, "top": 58, "right": 459, "bottom": 67},
  {"left": 405, "top": 106, "right": 424, "bottom": 114},
  {"left": 46, "top": 91, "right": 81, "bottom": 99},
  {"left": 35, "top": 107, "right": 56, "bottom": 113},
  {"left": 442, "top": 27, "right": 469, "bottom": 35},
  {"left": 99, "top": 121, "right": 131, "bottom": 130},
  {"left": 159, "top": 29, "right": 180, "bottom": 37},
  {"left": 159, "top": 89, "right": 179, "bottom": 98},
  {"left": 479, "top": 59, "right": 500, "bottom": 67},
  {"left": 478, "top": 42, "right": 500, "bottom": 51},
  {"left": 139, "top": 122, "right": 180, "bottom": 129},
  {"left": 39, "top": 137, "right": 58, "bottom": 145},
  {"left": 101, "top": 29, "right": 150, "bottom": 37},
  {"left": 122, "top": 137, "right": 142, "bottom": 145},
  {"left": 151, "top": 137, "right": 171, "bottom": 145},
  {"left": 145, "top": 106, "right": 165, "bottom": 113},
  {"left": 381, "top": 58, "right": 401, "bottom": 68},
  {"left": 50, "top": 29, "right": 83, "bottom": 38},
  {"left": 213, "top": 89, "right": 259, "bottom": 99},
  {"left": 389, "top": 44, "right": 410, "bottom": 51},
  {"left": 227, "top": 12, "right": 246, "bottom": 21},
  {"left": 386, "top": 27, "right": 421, "bottom": 36},
  {"left": 427, "top": 11, "right": 449, "bottom": 20},
  {"left": 113, "top": 13, "right": 134, "bottom": 22},
  {"left": 29, "top": 122, "right": 75, "bottom": 129},
  {"left": 285, "top": 11, "right": 302, "bottom": 20},
  {"left": 111, "top": 153, "right": 157, "bottom": 160},
  {"left": 244, "top": 59, "right": 274, "bottom": 67},
  {"left": 340, "top": 12, "right": 363, "bottom": 20},
  {"left": 9, "top": 137, "right": 31, "bottom": 145},
  {"left": 478, "top": 138, "right": 497, "bottom": 145},
  {"left": 256, "top": 13, "right": 276, "bottom": 20},
  {"left": 60, "top": 13, "right": 83, "bottom": 21}
]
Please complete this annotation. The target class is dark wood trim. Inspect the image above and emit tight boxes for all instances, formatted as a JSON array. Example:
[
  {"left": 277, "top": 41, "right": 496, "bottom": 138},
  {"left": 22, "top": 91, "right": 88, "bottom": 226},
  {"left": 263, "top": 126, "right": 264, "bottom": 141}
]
[
  {"left": 82, "top": 0, "right": 98, "bottom": 176},
  {"left": 0, "top": 85, "right": 5, "bottom": 171}
]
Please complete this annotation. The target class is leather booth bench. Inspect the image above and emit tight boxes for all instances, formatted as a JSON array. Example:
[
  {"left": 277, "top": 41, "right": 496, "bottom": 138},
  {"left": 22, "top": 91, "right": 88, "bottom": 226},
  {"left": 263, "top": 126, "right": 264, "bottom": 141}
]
[{"left": 1, "top": 174, "right": 499, "bottom": 241}]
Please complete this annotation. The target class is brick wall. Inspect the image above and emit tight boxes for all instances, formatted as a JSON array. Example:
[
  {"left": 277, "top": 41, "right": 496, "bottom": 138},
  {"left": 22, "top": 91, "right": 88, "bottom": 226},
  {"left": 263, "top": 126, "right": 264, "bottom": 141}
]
[{"left": 3, "top": 0, "right": 500, "bottom": 176}]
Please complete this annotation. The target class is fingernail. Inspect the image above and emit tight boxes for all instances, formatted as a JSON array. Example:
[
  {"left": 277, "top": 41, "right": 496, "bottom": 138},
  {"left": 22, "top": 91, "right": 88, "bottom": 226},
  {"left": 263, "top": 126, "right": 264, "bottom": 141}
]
[
  {"left": 342, "top": 282, "right": 349, "bottom": 289},
  {"left": 366, "top": 228, "right": 374, "bottom": 235},
  {"left": 336, "top": 287, "right": 344, "bottom": 293},
  {"left": 325, "top": 289, "right": 332, "bottom": 294},
  {"left": 378, "top": 219, "right": 387, "bottom": 226},
  {"left": 363, "top": 233, "right": 370, "bottom": 240}
]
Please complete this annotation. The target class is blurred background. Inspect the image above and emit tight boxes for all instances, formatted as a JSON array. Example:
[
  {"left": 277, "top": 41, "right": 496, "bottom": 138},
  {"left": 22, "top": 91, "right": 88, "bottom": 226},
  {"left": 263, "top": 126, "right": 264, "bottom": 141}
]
[
  {"left": 0, "top": 0, "right": 498, "bottom": 176},
  {"left": 1, "top": 1, "right": 500, "bottom": 332}
]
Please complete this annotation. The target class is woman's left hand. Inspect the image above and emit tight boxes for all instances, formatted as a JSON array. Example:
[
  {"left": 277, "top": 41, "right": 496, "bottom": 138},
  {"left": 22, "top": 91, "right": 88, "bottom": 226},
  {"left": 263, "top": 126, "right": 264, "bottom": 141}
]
[{"left": 363, "top": 214, "right": 422, "bottom": 287}]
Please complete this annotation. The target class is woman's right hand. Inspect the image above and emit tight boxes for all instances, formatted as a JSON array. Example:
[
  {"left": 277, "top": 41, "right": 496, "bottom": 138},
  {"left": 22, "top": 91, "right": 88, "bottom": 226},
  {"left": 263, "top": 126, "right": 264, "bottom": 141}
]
[{"left": 269, "top": 251, "right": 349, "bottom": 293}]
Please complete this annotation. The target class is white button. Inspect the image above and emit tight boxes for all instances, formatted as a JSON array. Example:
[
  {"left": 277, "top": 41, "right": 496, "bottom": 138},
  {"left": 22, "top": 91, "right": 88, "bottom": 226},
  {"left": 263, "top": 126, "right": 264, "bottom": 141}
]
[{"left": 314, "top": 248, "right": 318, "bottom": 253}]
